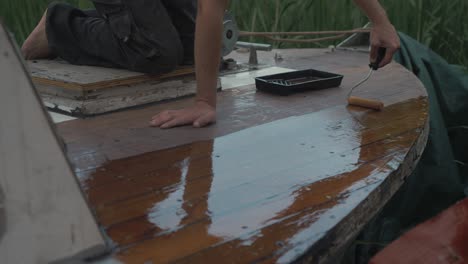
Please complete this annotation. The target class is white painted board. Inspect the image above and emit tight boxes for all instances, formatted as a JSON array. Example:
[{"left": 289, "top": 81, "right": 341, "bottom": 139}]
[{"left": 0, "top": 23, "right": 107, "bottom": 263}]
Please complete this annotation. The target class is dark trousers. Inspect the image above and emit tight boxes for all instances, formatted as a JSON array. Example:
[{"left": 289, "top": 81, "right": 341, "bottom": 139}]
[{"left": 46, "top": 0, "right": 196, "bottom": 74}]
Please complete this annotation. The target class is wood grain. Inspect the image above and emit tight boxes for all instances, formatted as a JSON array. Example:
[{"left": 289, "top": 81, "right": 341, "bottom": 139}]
[{"left": 56, "top": 49, "right": 429, "bottom": 263}]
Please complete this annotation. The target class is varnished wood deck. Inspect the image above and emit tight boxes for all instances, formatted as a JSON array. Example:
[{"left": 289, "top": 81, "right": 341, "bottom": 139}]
[{"left": 56, "top": 49, "right": 429, "bottom": 263}]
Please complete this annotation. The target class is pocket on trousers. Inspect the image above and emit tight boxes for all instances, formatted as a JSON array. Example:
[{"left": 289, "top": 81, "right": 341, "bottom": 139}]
[{"left": 92, "top": 0, "right": 160, "bottom": 60}]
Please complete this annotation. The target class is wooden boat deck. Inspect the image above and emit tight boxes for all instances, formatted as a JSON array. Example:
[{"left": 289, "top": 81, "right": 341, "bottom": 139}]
[{"left": 56, "top": 49, "right": 429, "bottom": 263}]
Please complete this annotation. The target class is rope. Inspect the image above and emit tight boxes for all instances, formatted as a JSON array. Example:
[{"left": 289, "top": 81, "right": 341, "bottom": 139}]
[
  {"left": 238, "top": 28, "right": 370, "bottom": 43},
  {"left": 264, "top": 34, "right": 347, "bottom": 43}
]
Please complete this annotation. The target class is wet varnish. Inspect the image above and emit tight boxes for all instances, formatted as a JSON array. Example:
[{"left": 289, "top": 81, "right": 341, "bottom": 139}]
[
  {"left": 57, "top": 49, "right": 430, "bottom": 263},
  {"left": 79, "top": 99, "right": 428, "bottom": 263}
]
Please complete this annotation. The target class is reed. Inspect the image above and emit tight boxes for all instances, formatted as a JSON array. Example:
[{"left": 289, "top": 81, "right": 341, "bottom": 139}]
[
  {"left": 231, "top": 0, "right": 467, "bottom": 67},
  {"left": 0, "top": 0, "right": 466, "bottom": 67}
]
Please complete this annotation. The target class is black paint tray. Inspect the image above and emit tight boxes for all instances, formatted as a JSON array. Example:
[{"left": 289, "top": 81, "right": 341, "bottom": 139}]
[{"left": 255, "top": 69, "right": 343, "bottom": 95}]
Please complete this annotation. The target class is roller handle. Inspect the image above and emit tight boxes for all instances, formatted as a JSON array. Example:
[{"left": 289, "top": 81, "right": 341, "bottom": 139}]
[{"left": 369, "top": 47, "right": 387, "bottom": 70}]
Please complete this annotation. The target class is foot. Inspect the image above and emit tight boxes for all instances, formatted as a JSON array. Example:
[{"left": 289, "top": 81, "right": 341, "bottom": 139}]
[{"left": 21, "top": 10, "right": 53, "bottom": 60}]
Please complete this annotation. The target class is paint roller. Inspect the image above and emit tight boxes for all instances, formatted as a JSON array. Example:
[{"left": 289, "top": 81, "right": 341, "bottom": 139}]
[{"left": 347, "top": 47, "right": 386, "bottom": 111}]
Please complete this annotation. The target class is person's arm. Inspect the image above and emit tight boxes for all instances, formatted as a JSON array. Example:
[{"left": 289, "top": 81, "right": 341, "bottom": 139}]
[
  {"left": 353, "top": 0, "right": 400, "bottom": 67},
  {"left": 150, "top": 0, "right": 228, "bottom": 129}
]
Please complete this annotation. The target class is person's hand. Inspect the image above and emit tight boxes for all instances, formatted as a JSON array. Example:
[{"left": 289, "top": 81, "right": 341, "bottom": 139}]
[
  {"left": 150, "top": 100, "right": 216, "bottom": 129},
  {"left": 370, "top": 22, "right": 400, "bottom": 68}
]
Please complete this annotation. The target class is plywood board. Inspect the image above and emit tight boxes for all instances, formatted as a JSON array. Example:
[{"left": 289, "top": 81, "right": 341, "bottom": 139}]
[
  {"left": 29, "top": 57, "right": 222, "bottom": 116},
  {"left": 28, "top": 59, "right": 195, "bottom": 91},
  {"left": 39, "top": 78, "right": 221, "bottom": 116}
]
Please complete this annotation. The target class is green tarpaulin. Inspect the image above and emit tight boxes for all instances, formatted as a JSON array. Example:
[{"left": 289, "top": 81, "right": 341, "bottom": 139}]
[{"left": 347, "top": 32, "right": 468, "bottom": 263}]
